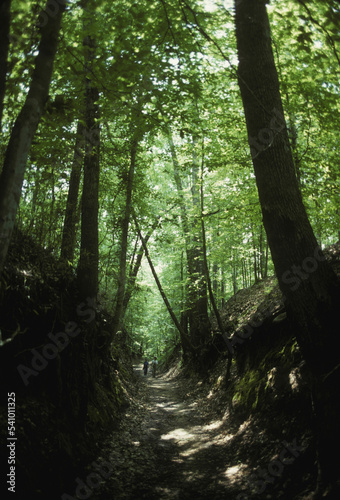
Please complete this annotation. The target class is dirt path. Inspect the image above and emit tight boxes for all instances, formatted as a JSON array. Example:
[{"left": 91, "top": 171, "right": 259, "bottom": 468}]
[
  {"left": 88, "top": 365, "right": 313, "bottom": 500},
  {"left": 91, "top": 365, "right": 243, "bottom": 500}
]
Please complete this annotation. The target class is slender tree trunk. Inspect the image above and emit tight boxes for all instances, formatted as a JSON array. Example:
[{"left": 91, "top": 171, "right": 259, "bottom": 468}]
[
  {"left": 235, "top": 1, "right": 340, "bottom": 495},
  {"left": 200, "top": 158, "right": 223, "bottom": 337},
  {"left": 47, "top": 161, "right": 56, "bottom": 247},
  {"left": 259, "top": 224, "right": 264, "bottom": 279},
  {"left": 28, "top": 178, "right": 39, "bottom": 231},
  {"left": 167, "top": 128, "right": 209, "bottom": 349},
  {"left": 201, "top": 159, "right": 233, "bottom": 373},
  {"left": 221, "top": 269, "right": 225, "bottom": 308},
  {"left": 112, "top": 138, "right": 137, "bottom": 335},
  {"left": 232, "top": 253, "right": 238, "bottom": 295},
  {"left": 252, "top": 235, "right": 256, "bottom": 282},
  {"left": 60, "top": 120, "right": 84, "bottom": 262},
  {"left": 0, "top": 0, "right": 11, "bottom": 132},
  {"left": 264, "top": 239, "right": 269, "bottom": 279},
  {"left": 212, "top": 263, "right": 218, "bottom": 296},
  {"left": 0, "top": 0, "right": 66, "bottom": 277},
  {"left": 180, "top": 249, "right": 188, "bottom": 334},
  {"left": 128, "top": 235, "right": 139, "bottom": 279},
  {"left": 189, "top": 137, "right": 210, "bottom": 345}
]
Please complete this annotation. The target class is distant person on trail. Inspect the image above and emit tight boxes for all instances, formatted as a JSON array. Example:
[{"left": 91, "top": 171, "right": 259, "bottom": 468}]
[
  {"left": 151, "top": 356, "right": 158, "bottom": 378},
  {"left": 143, "top": 359, "right": 149, "bottom": 376}
]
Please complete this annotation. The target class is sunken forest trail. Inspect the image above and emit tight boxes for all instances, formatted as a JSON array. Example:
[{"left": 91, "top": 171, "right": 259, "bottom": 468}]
[
  {"left": 93, "top": 364, "right": 241, "bottom": 500},
  {"left": 88, "top": 363, "right": 314, "bottom": 500}
]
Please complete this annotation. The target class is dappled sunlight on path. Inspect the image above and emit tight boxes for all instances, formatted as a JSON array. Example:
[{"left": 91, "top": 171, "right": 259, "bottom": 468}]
[
  {"left": 93, "top": 365, "right": 311, "bottom": 500},
  {"left": 95, "top": 365, "right": 251, "bottom": 499}
]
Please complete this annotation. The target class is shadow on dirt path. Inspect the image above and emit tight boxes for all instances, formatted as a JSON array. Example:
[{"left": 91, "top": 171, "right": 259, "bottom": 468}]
[
  {"left": 90, "top": 365, "right": 247, "bottom": 500},
  {"left": 87, "top": 363, "right": 314, "bottom": 500}
]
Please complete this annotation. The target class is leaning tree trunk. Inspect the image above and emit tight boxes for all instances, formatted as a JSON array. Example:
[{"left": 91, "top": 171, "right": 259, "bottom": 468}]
[
  {"left": 235, "top": 1, "right": 340, "bottom": 496},
  {"left": 133, "top": 214, "right": 193, "bottom": 359},
  {"left": 0, "top": 0, "right": 66, "bottom": 277},
  {"left": 122, "top": 218, "right": 160, "bottom": 317}
]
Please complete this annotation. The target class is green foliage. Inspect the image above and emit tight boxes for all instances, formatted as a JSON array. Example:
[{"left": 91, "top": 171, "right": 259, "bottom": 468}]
[{"left": 2, "top": 0, "right": 339, "bottom": 354}]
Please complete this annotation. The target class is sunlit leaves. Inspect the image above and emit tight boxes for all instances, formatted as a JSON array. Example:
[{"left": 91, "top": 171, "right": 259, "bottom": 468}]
[{"left": 3, "top": 0, "right": 339, "bottom": 347}]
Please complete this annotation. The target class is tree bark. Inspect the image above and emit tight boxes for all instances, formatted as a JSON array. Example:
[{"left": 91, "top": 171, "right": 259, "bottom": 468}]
[
  {"left": 72, "top": 10, "right": 100, "bottom": 430},
  {"left": 60, "top": 120, "right": 84, "bottom": 262},
  {"left": 76, "top": 35, "right": 100, "bottom": 302},
  {"left": 0, "top": 0, "right": 66, "bottom": 277},
  {"left": 200, "top": 156, "right": 224, "bottom": 338},
  {"left": 189, "top": 137, "right": 210, "bottom": 346},
  {"left": 235, "top": 1, "right": 340, "bottom": 495},
  {"left": 112, "top": 138, "right": 137, "bottom": 334},
  {"left": 167, "top": 128, "right": 210, "bottom": 349}
]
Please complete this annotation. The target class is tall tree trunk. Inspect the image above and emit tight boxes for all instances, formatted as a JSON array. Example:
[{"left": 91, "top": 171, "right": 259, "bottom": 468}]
[
  {"left": 232, "top": 252, "right": 238, "bottom": 295},
  {"left": 60, "top": 120, "right": 84, "bottom": 262},
  {"left": 76, "top": 37, "right": 100, "bottom": 302},
  {"left": 47, "top": 160, "right": 56, "bottom": 247},
  {"left": 212, "top": 263, "right": 218, "bottom": 297},
  {"left": 221, "top": 269, "right": 225, "bottom": 308},
  {"left": 180, "top": 250, "right": 188, "bottom": 334},
  {"left": 241, "top": 259, "right": 246, "bottom": 288},
  {"left": 167, "top": 128, "right": 209, "bottom": 350},
  {"left": 0, "top": 0, "right": 11, "bottom": 132},
  {"left": 235, "top": 1, "right": 340, "bottom": 495},
  {"left": 200, "top": 155, "right": 223, "bottom": 338},
  {"left": 259, "top": 224, "right": 264, "bottom": 279},
  {"left": 112, "top": 138, "right": 137, "bottom": 335},
  {"left": 0, "top": 0, "right": 65, "bottom": 277},
  {"left": 72, "top": 12, "right": 100, "bottom": 430},
  {"left": 189, "top": 137, "right": 210, "bottom": 346},
  {"left": 28, "top": 177, "right": 39, "bottom": 231},
  {"left": 264, "top": 238, "right": 269, "bottom": 279},
  {"left": 201, "top": 158, "right": 232, "bottom": 373}
]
